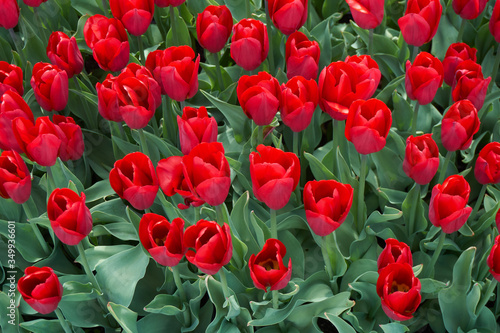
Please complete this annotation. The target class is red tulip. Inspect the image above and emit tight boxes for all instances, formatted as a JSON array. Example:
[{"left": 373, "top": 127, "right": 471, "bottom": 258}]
[
  {"left": 441, "top": 100, "right": 480, "bottom": 152},
  {"left": 280, "top": 76, "right": 318, "bottom": 132},
  {"left": 377, "top": 239, "right": 413, "bottom": 272},
  {"left": 0, "top": 90, "right": 34, "bottom": 152},
  {"left": 474, "top": 142, "right": 500, "bottom": 185},
  {"left": 46, "top": 31, "right": 84, "bottom": 79},
  {"left": 0, "top": 0, "right": 20, "bottom": 30},
  {"left": 405, "top": 52, "right": 444, "bottom": 105},
  {"left": 139, "top": 213, "right": 185, "bottom": 267},
  {"left": 249, "top": 238, "right": 292, "bottom": 291},
  {"left": 345, "top": 98, "right": 392, "bottom": 155},
  {"left": 268, "top": 0, "right": 308, "bottom": 35},
  {"left": 0, "top": 150, "right": 31, "bottom": 204},
  {"left": 31, "top": 62, "right": 68, "bottom": 112},
  {"left": 398, "top": 0, "right": 442, "bottom": 47},
  {"left": 177, "top": 106, "right": 218, "bottom": 155},
  {"left": 303, "top": 179, "right": 353, "bottom": 236},
  {"left": 403, "top": 134, "right": 440, "bottom": 185},
  {"left": 196, "top": 5, "right": 233, "bottom": 54},
  {"left": 285, "top": 31, "right": 320, "bottom": 80},
  {"left": 443, "top": 43, "right": 477, "bottom": 86},
  {"left": 23, "top": 0, "right": 48, "bottom": 6},
  {"left": 84, "top": 15, "right": 130, "bottom": 72},
  {"left": 52, "top": 115, "right": 85, "bottom": 162},
  {"left": 18, "top": 267, "right": 63, "bottom": 314},
  {"left": 231, "top": 19, "right": 269, "bottom": 71},
  {"left": 345, "top": 0, "right": 385, "bottom": 29},
  {"left": 496, "top": 209, "right": 500, "bottom": 231},
  {"left": 452, "top": 60, "right": 491, "bottom": 110},
  {"left": 377, "top": 263, "right": 421, "bottom": 321},
  {"left": 47, "top": 188, "right": 92, "bottom": 245},
  {"left": 110, "top": 0, "right": 154, "bottom": 36},
  {"left": 429, "top": 174, "right": 472, "bottom": 234},
  {"left": 490, "top": 0, "right": 500, "bottom": 43},
  {"left": 145, "top": 46, "right": 200, "bottom": 101},
  {"left": 452, "top": 0, "right": 488, "bottom": 20},
  {"left": 0, "top": 61, "right": 23, "bottom": 96},
  {"left": 184, "top": 219, "right": 232, "bottom": 275},
  {"left": 237, "top": 71, "right": 281, "bottom": 126},
  {"left": 488, "top": 235, "right": 500, "bottom": 282},
  {"left": 249, "top": 145, "right": 300, "bottom": 210},
  {"left": 109, "top": 152, "right": 159, "bottom": 210},
  {"left": 96, "top": 74, "right": 123, "bottom": 122},
  {"left": 155, "top": 0, "right": 185, "bottom": 6}
]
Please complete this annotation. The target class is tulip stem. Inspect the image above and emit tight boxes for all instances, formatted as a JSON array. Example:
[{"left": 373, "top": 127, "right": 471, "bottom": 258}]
[
  {"left": 411, "top": 102, "right": 420, "bottom": 136},
  {"left": 438, "top": 150, "right": 453, "bottom": 184},
  {"left": 470, "top": 185, "right": 487, "bottom": 225},
  {"left": 368, "top": 29, "right": 374, "bottom": 56},
  {"left": 219, "top": 268, "right": 231, "bottom": 300},
  {"left": 212, "top": 52, "right": 225, "bottom": 91},
  {"left": 55, "top": 308, "right": 72, "bottom": 333},
  {"left": 138, "top": 128, "right": 150, "bottom": 156},
  {"left": 412, "top": 45, "right": 419, "bottom": 62},
  {"left": 425, "top": 231, "right": 446, "bottom": 277},
  {"left": 356, "top": 154, "right": 367, "bottom": 234},
  {"left": 293, "top": 131, "right": 301, "bottom": 204},
  {"left": 76, "top": 242, "right": 103, "bottom": 294},
  {"left": 8, "top": 29, "right": 26, "bottom": 65},
  {"left": 169, "top": 6, "right": 178, "bottom": 46},
  {"left": 457, "top": 19, "right": 467, "bottom": 43},
  {"left": 73, "top": 77, "right": 96, "bottom": 129},
  {"left": 265, "top": 1, "right": 275, "bottom": 75},
  {"left": 408, "top": 183, "right": 420, "bottom": 238},
  {"left": 258, "top": 125, "right": 264, "bottom": 145},
  {"left": 171, "top": 265, "right": 191, "bottom": 326},
  {"left": 476, "top": 279, "right": 498, "bottom": 316},
  {"left": 137, "top": 36, "right": 145, "bottom": 64},
  {"left": 245, "top": 0, "right": 251, "bottom": 18},
  {"left": 216, "top": 204, "right": 226, "bottom": 225},
  {"left": 272, "top": 290, "right": 286, "bottom": 331},
  {"left": 270, "top": 208, "right": 278, "bottom": 239},
  {"left": 33, "top": 8, "right": 48, "bottom": 46},
  {"left": 46, "top": 166, "right": 56, "bottom": 193},
  {"left": 22, "top": 199, "right": 51, "bottom": 256},
  {"left": 163, "top": 96, "right": 178, "bottom": 145},
  {"left": 489, "top": 44, "right": 500, "bottom": 93},
  {"left": 332, "top": 119, "right": 339, "bottom": 175},
  {"left": 193, "top": 206, "right": 200, "bottom": 224},
  {"left": 101, "top": 0, "right": 109, "bottom": 16},
  {"left": 321, "top": 236, "right": 334, "bottom": 281}
]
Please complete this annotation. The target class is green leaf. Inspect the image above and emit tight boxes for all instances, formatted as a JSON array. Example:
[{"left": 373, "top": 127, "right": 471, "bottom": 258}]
[
  {"left": 380, "top": 322, "right": 410, "bottom": 333},
  {"left": 350, "top": 23, "right": 399, "bottom": 56},
  {"left": 62, "top": 281, "right": 100, "bottom": 302},
  {"left": 0, "top": 292, "right": 21, "bottom": 333},
  {"left": 304, "top": 152, "right": 336, "bottom": 181},
  {"left": 107, "top": 302, "right": 139, "bottom": 333},
  {"left": 0, "top": 220, "right": 46, "bottom": 262},
  {"left": 91, "top": 222, "right": 138, "bottom": 241},
  {"left": 167, "top": 7, "right": 191, "bottom": 47},
  {"left": 19, "top": 320, "right": 65, "bottom": 333},
  {"left": 144, "top": 294, "right": 184, "bottom": 316},
  {"left": 84, "top": 180, "right": 115, "bottom": 203},
  {"left": 375, "top": 75, "right": 405, "bottom": 103}
]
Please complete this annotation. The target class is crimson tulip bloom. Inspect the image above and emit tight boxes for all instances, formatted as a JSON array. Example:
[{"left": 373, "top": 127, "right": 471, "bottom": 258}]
[
  {"left": 452, "top": 0, "right": 488, "bottom": 20},
  {"left": 145, "top": 46, "right": 200, "bottom": 101},
  {"left": 231, "top": 19, "right": 269, "bottom": 71},
  {"left": 377, "top": 239, "right": 413, "bottom": 272},
  {"left": 488, "top": 235, "right": 500, "bottom": 282},
  {"left": 0, "top": 150, "right": 31, "bottom": 204},
  {"left": 0, "top": 90, "right": 34, "bottom": 152},
  {"left": 345, "top": 0, "right": 385, "bottom": 30},
  {"left": 96, "top": 74, "right": 123, "bottom": 122},
  {"left": 303, "top": 179, "right": 353, "bottom": 236},
  {"left": 403, "top": 134, "right": 440, "bottom": 185},
  {"left": 18, "top": 267, "right": 63, "bottom": 314},
  {"left": 377, "top": 263, "right": 421, "bottom": 321},
  {"left": 110, "top": 0, "right": 154, "bottom": 36},
  {"left": 281, "top": 76, "right": 318, "bottom": 132},
  {"left": 249, "top": 145, "right": 300, "bottom": 210},
  {"left": 285, "top": 31, "right": 320, "bottom": 80},
  {"left": 474, "top": 142, "right": 500, "bottom": 185},
  {"left": 46, "top": 31, "right": 84, "bottom": 79},
  {"left": 490, "top": 0, "right": 500, "bottom": 43},
  {"left": 23, "top": 0, "right": 48, "bottom": 6},
  {"left": 31, "top": 62, "right": 68, "bottom": 112},
  {"left": 429, "top": 174, "right": 472, "bottom": 234},
  {"left": 345, "top": 98, "right": 392, "bottom": 155},
  {"left": 177, "top": 106, "right": 218, "bottom": 155},
  {"left": 405, "top": 52, "right": 443, "bottom": 105},
  {"left": 139, "top": 213, "right": 185, "bottom": 267},
  {"left": 398, "top": 0, "right": 442, "bottom": 47},
  {"left": 442, "top": 43, "right": 477, "bottom": 86},
  {"left": 84, "top": 15, "right": 130, "bottom": 72},
  {"left": 441, "top": 100, "right": 480, "bottom": 152},
  {"left": 52, "top": 115, "right": 85, "bottom": 162},
  {"left": 0, "top": 61, "right": 23, "bottom": 96},
  {"left": 47, "top": 188, "right": 92, "bottom": 246},
  {"left": 184, "top": 219, "right": 232, "bottom": 275},
  {"left": 268, "top": 0, "right": 308, "bottom": 35},
  {"left": 109, "top": 152, "right": 159, "bottom": 210},
  {"left": 196, "top": 5, "right": 233, "bottom": 54},
  {"left": 496, "top": 209, "right": 500, "bottom": 231},
  {"left": 155, "top": 0, "right": 185, "bottom": 6},
  {"left": 0, "top": 0, "right": 20, "bottom": 29},
  {"left": 452, "top": 60, "right": 491, "bottom": 110},
  {"left": 249, "top": 238, "right": 292, "bottom": 291},
  {"left": 237, "top": 72, "right": 281, "bottom": 126}
]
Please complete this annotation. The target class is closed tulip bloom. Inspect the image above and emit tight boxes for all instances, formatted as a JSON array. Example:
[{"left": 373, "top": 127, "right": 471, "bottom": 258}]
[
  {"left": 398, "top": 0, "right": 442, "bottom": 47},
  {"left": 488, "top": 235, "right": 500, "bottom": 282},
  {"left": 196, "top": 5, "right": 233, "bottom": 54},
  {"left": 0, "top": 0, "right": 20, "bottom": 29},
  {"left": 18, "top": 267, "right": 63, "bottom": 314},
  {"left": 52, "top": 115, "right": 85, "bottom": 162},
  {"left": 345, "top": 55, "right": 382, "bottom": 87},
  {"left": 345, "top": 98, "right": 392, "bottom": 155},
  {"left": 47, "top": 188, "right": 92, "bottom": 245},
  {"left": 0, "top": 61, "right": 23, "bottom": 96},
  {"left": 249, "top": 238, "right": 292, "bottom": 291},
  {"left": 237, "top": 72, "right": 281, "bottom": 126},
  {"left": 0, "top": 150, "right": 31, "bottom": 204},
  {"left": 442, "top": 43, "right": 477, "bottom": 86},
  {"left": 285, "top": 31, "right": 320, "bottom": 80},
  {"left": 268, "top": 0, "right": 308, "bottom": 35},
  {"left": 403, "top": 134, "right": 440, "bottom": 185},
  {"left": 281, "top": 76, "right": 318, "bottom": 132},
  {"left": 345, "top": 0, "right": 385, "bottom": 29},
  {"left": 145, "top": 46, "right": 200, "bottom": 101},
  {"left": 109, "top": 152, "right": 159, "bottom": 210},
  {"left": 490, "top": 0, "right": 500, "bottom": 43},
  {"left": 453, "top": 0, "right": 488, "bottom": 20},
  {"left": 155, "top": 0, "right": 185, "bottom": 6},
  {"left": 0, "top": 90, "right": 34, "bottom": 152},
  {"left": 184, "top": 219, "right": 232, "bottom": 275},
  {"left": 377, "top": 239, "right": 413, "bottom": 272},
  {"left": 177, "top": 106, "right": 218, "bottom": 155},
  {"left": 303, "top": 179, "right": 353, "bottom": 236},
  {"left": 31, "top": 62, "right": 68, "bottom": 112},
  {"left": 139, "top": 213, "right": 185, "bottom": 267},
  {"left": 96, "top": 74, "right": 123, "bottom": 122},
  {"left": 46, "top": 32, "right": 84, "bottom": 79},
  {"left": 452, "top": 60, "right": 491, "bottom": 110},
  {"left": 377, "top": 263, "right": 421, "bottom": 321},
  {"left": 23, "top": 0, "right": 48, "bottom": 6},
  {"left": 405, "top": 52, "right": 444, "bottom": 105},
  {"left": 110, "top": 0, "right": 154, "bottom": 36},
  {"left": 231, "top": 19, "right": 269, "bottom": 71},
  {"left": 474, "top": 142, "right": 500, "bottom": 185},
  {"left": 496, "top": 209, "right": 500, "bottom": 231},
  {"left": 441, "top": 100, "right": 480, "bottom": 152},
  {"left": 250, "top": 145, "right": 300, "bottom": 210},
  {"left": 429, "top": 174, "right": 472, "bottom": 233}
]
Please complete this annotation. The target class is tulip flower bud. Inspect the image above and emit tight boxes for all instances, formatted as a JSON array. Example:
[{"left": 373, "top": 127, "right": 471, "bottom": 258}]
[
  {"left": 231, "top": 19, "right": 269, "bottom": 71},
  {"left": 0, "top": 150, "right": 31, "bottom": 204},
  {"left": 31, "top": 62, "right": 69, "bottom": 112},
  {"left": 110, "top": 0, "right": 155, "bottom": 36},
  {"left": 405, "top": 52, "right": 444, "bottom": 105},
  {"left": 452, "top": 60, "right": 491, "bottom": 110},
  {"left": 474, "top": 142, "right": 500, "bottom": 185},
  {"left": 452, "top": 0, "right": 488, "bottom": 20},
  {"left": 268, "top": 0, "right": 308, "bottom": 35},
  {"left": 177, "top": 106, "right": 218, "bottom": 155},
  {"left": 285, "top": 31, "right": 320, "bottom": 80},
  {"left": 0, "top": 90, "right": 34, "bottom": 152},
  {"left": 441, "top": 100, "right": 480, "bottom": 152},
  {"left": 490, "top": 0, "right": 500, "bottom": 43},
  {"left": 249, "top": 238, "right": 292, "bottom": 291},
  {"left": 0, "top": 61, "right": 24, "bottom": 96},
  {"left": 398, "top": 0, "right": 442, "bottom": 47},
  {"left": 443, "top": 43, "right": 477, "bottom": 86},
  {"left": 0, "top": 0, "right": 20, "bottom": 30},
  {"left": 377, "top": 239, "right": 413, "bottom": 272},
  {"left": 403, "top": 134, "right": 440, "bottom": 185},
  {"left": 488, "top": 235, "right": 500, "bottom": 282},
  {"left": 280, "top": 76, "right": 318, "bottom": 132},
  {"left": 18, "top": 267, "right": 63, "bottom": 314},
  {"left": 345, "top": 0, "right": 385, "bottom": 30},
  {"left": 196, "top": 5, "right": 233, "bottom": 54},
  {"left": 47, "top": 31, "right": 84, "bottom": 79}
]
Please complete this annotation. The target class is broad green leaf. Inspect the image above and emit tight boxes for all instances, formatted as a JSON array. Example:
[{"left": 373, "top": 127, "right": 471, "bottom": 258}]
[{"left": 108, "top": 302, "right": 139, "bottom": 333}]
